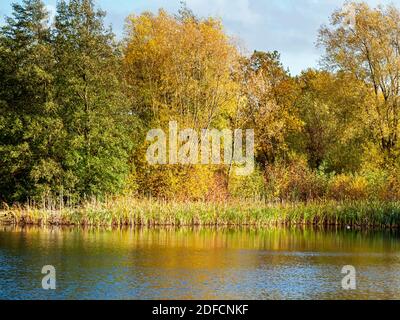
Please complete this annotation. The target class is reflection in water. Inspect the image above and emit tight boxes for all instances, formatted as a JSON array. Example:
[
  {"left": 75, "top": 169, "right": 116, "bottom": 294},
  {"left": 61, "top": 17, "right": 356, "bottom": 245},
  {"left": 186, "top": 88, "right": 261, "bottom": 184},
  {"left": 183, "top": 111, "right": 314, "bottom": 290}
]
[{"left": 0, "top": 226, "right": 399, "bottom": 300}]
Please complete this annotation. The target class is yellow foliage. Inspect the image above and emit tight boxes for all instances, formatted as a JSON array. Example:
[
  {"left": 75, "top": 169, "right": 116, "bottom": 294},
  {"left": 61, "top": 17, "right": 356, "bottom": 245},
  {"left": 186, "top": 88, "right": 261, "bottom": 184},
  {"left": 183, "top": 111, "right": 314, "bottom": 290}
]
[{"left": 124, "top": 10, "right": 240, "bottom": 130}]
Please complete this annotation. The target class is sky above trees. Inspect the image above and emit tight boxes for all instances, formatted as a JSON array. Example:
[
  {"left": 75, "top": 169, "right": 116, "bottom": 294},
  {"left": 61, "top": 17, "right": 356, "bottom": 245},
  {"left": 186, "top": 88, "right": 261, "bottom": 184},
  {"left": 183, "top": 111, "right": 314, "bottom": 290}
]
[{"left": 0, "top": 0, "right": 395, "bottom": 75}]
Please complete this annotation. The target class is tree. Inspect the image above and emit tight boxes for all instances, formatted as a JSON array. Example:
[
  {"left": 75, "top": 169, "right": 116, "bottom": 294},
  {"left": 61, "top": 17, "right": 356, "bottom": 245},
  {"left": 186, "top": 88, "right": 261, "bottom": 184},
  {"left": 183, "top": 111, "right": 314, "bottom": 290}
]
[
  {"left": 319, "top": 1, "right": 400, "bottom": 162},
  {"left": 53, "top": 0, "right": 132, "bottom": 198},
  {"left": 241, "top": 51, "right": 301, "bottom": 167},
  {"left": 292, "top": 69, "right": 366, "bottom": 172},
  {"left": 124, "top": 9, "right": 240, "bottom": 131},
  {"left": 0, "top": 0, "right": 63, "bottom": 202},
  {"left": 123, "top": 8, "right": 242, "bottom": 199}
]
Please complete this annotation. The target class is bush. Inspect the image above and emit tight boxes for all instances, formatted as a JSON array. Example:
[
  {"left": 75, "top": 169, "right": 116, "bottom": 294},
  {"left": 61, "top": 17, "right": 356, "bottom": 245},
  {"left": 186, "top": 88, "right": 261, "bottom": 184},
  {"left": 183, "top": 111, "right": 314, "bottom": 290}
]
[
  {"left": 264, "top": 156, "right": 327, "bottom": 202},
  {"left": 134, "top": 163, "right": 214, "bottom": 201},
  {"left": 327, "top": 174, "right": 368, "bottom": 201},
  {"left": 228, "top": 167, "right": 266, "bottom": 200}
]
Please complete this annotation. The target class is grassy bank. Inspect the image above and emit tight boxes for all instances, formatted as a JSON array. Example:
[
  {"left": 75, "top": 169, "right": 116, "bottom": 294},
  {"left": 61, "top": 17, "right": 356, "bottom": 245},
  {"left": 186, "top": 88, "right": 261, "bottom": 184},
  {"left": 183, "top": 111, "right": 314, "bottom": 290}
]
[{"left": 1, "top": 197, "right": 400, "bottom": 229}]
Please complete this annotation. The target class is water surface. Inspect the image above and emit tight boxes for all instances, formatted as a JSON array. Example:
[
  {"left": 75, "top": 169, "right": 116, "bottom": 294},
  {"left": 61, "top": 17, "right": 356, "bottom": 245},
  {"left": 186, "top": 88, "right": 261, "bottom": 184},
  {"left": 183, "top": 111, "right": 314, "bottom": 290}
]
[{"left": 0, "top": 226, "right": 399, "bottom": 300}]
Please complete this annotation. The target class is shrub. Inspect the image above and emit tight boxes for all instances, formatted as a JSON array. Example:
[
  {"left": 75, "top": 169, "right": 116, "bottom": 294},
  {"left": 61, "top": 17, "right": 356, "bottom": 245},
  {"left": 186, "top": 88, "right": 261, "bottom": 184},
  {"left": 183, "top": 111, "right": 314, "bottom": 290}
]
[
  {"left": 134, "top": 163, "right": 214, "bottom": 201},
  {"left": 327, "top": 174, "right": 368, "bottom": 201},
  {"left": 264, "top": 156, "right": 327, "bottom": 202},
  {"left": 228, "top": 167, "right": 266, "bottom": 200}
]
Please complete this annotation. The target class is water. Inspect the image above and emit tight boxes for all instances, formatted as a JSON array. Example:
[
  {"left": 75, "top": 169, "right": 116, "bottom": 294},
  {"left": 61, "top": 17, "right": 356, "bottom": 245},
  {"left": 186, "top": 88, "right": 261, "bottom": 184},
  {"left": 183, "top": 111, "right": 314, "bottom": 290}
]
[{"left": 0, "top": 225, "right": 400, "bottom": 300}]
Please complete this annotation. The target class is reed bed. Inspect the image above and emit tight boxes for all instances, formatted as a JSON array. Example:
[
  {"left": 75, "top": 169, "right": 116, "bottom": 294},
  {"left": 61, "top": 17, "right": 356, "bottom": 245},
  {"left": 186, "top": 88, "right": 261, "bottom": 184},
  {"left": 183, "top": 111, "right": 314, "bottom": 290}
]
[{"left": 1, "top": 197, "right": 400, "bottom": 229}]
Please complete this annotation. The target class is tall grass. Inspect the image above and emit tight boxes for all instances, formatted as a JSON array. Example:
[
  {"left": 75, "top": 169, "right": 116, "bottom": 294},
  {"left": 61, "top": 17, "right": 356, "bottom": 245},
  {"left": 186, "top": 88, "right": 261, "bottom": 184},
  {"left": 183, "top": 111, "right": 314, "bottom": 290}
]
[{"left": 1, "top": 197, "right": 400, "bottom": 228}]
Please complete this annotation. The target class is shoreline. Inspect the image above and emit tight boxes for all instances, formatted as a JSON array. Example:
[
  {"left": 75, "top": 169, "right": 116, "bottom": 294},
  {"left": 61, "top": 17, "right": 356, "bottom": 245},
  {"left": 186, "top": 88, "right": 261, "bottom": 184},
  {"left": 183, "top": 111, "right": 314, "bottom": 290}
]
[{"left": 1, "top": 199, "right": 400, "bottom": 229}]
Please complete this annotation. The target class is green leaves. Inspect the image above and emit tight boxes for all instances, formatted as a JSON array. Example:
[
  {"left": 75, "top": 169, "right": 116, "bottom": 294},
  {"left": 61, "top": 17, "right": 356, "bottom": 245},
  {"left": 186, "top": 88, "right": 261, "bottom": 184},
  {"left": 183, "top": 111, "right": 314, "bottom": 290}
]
[
  {"left": 0, "top": 0, "right": 132, "bottom": 203},
  {"left": 53, "top": 0, "right": 132, "bottom": 199}
]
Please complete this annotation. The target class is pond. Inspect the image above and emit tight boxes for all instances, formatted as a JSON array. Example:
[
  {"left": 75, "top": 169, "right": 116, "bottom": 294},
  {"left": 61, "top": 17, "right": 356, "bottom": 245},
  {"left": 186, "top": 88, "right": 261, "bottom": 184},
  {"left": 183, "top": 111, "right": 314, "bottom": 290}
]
[{"left": 0, "top": 226, "right": 399, "bottom": 300}]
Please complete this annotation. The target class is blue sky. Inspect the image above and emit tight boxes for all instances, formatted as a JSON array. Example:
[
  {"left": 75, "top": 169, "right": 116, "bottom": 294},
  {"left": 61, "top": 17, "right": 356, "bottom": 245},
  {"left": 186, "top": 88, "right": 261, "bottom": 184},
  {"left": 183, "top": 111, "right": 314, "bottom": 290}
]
[{"left": 0, "top": 0, "right": 395, "bottom": 75}]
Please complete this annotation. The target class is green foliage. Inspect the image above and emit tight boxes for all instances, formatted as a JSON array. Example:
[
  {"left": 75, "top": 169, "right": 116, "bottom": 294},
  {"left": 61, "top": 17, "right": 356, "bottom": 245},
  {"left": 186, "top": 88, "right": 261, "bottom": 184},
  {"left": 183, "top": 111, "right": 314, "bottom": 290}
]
[
  {"left": 290, "top": 70, "right": 367, "bottom": 173},
  {"left": 0, "top": 0, "right": 133, "bottom": 203},
  {"left": 54, "top": 0, "right": 132, "bottom": 198},
  {"left": 0, "top": 0, "right": 62, "bottom": 202}
]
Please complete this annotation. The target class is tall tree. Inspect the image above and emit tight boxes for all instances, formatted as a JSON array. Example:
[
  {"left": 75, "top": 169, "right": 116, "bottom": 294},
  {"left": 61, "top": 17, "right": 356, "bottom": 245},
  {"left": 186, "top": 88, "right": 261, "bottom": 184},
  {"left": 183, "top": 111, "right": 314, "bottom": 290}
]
[
  {"left": 123, "top": 9, "right": 240, "bottom": 130},
  {"left": 54, "top": 0, "right": 132, "bottom": 197},
  {"left": 241, "top": 51, "right": 301, "bottom": 167},
  {"left": 0, "top": 0, "right": 63, "bottom": 202},
  {"left": 123, "top": 8, "right": 242, "bottom": 199},
  {"left": 319, "top": 2, "right": 400, "bottom": 162},
  {"left": 291, "top": 70, "right": 366, "bottom": 172}
]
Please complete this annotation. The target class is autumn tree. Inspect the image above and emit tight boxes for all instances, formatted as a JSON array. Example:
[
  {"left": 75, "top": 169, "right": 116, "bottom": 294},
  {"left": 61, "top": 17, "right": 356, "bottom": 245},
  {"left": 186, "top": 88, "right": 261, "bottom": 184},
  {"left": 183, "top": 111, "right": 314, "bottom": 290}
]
[
  {"left": 124, "top": 9, "right": 240, "bottom": 130},
  {"left": 241, "top": 51, "right": 301, "bottom": 167},
  {"left": 123, "top": 8, "right": 242, "bottom": 199},
  {"left": 292, "top": 69, "right": 367, "bottom": 172},
  {"left": 319, "top": 1, "right": 400, "bottom": 163}
]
